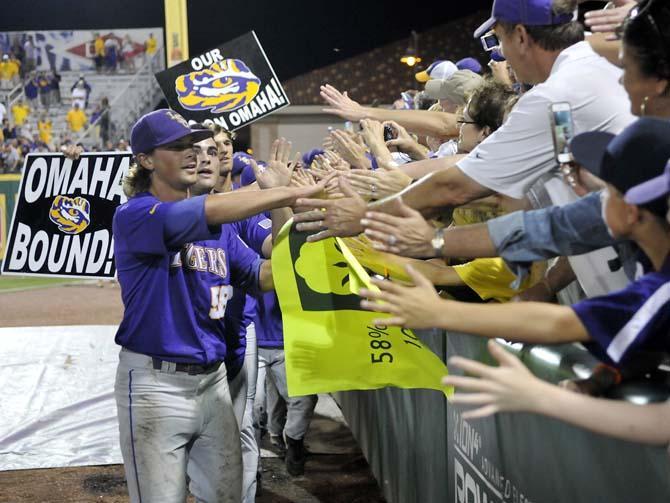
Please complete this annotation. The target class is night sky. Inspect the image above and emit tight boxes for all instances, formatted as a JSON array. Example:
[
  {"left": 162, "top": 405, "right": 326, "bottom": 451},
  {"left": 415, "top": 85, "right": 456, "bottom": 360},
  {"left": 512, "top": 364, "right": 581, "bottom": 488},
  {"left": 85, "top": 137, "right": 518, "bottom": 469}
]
[{"left": 0, "top": 0, "right": 491, "bottom": 80}]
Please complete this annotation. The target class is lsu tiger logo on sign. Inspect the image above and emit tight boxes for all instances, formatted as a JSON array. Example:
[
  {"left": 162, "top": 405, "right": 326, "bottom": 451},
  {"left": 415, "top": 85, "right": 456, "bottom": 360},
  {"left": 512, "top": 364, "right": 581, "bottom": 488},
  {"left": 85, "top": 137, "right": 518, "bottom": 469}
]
[
  {"left": 175, "top": 59, "right": 261, "bottom": 114},
  {"left": 49, "top": 195, "right": 91, "bottom": 235}
]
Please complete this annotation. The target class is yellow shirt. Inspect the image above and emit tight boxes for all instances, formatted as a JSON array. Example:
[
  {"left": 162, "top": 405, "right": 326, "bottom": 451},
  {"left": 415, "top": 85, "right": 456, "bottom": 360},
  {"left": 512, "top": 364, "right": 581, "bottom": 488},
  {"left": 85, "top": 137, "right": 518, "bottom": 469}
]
[
  {"left": 38, "top": 120, "right": 52, "bottom": 144},
  {"left": 95, "top": 37, "right": 105, "bottom": 56},
  {"left": 66, "top": 108, "right": 87, "bottom": 132},
  {"left": 0, "top": 60, "right": 18, "bottom": 80},
  {"left": 146, "top": 37, "right": 157, "bottom": 55},
  {"left": 450, "top": 202, "right": 545, "bottom": 302},
  {"left": 12, "top": 104, "right": 30, "bottom": 126}
]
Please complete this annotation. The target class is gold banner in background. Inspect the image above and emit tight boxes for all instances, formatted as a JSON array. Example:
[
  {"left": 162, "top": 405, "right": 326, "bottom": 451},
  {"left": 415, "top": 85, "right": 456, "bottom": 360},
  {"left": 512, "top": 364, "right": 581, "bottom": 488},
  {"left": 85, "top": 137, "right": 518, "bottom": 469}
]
[{"left": 164, "top": 0, "right": 189, "bottom": 67}]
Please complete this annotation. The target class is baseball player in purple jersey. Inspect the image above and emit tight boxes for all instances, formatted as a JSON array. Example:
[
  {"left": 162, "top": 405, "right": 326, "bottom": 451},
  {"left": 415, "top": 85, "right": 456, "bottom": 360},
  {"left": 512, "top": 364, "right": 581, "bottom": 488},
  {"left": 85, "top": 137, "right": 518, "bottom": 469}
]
[
  {"left": 111, "top": 109, "right": 327, "bottom": 503},
  {"left": 234, "top": 164, "right": 318, "bottom": 477},
  {"left": 188, "top": 123, "right": 261, "bottom": 502}
]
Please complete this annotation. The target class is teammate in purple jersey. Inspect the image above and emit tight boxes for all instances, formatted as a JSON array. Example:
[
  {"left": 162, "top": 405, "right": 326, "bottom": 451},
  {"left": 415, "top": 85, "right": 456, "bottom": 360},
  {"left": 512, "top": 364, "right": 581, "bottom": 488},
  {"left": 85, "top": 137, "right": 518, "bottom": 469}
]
[
  {"left": 231, "top": 175, "right": 318, "bottom": 477},
  {"left": 111, "top": 109, "right": 328, "bottom": 503},
  {"left": 189, "top": 124, "right": 263, "bottom": 502}
]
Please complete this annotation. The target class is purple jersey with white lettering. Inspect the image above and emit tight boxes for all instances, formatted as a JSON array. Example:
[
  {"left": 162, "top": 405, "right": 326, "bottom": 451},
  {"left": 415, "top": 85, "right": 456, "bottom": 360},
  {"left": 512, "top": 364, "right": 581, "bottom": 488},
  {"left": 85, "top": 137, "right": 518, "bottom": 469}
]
[
  {"left": 232, "top": 213, "right": 285, "bottom": 348},
  {"left": 113, "top": 192, "right": 262, "bottom": 365}
]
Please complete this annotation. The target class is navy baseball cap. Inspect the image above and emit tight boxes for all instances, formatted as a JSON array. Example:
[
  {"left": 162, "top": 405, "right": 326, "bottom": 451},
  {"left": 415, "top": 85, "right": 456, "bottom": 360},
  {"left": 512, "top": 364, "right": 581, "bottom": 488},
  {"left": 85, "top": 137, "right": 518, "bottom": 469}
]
[
  {"left": 130, "top": 109, "right": 212, "bottom": 155},
  {"left": 571, "top": 118, "right": 670, "bottom": 217},
  {"left": 474, "top": 0, "right": 574, "bottom": 38}
]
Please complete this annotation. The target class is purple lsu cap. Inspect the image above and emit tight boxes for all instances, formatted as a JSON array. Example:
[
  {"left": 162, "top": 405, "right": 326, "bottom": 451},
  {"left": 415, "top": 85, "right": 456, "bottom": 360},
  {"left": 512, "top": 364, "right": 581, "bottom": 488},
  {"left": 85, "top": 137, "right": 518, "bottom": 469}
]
[
  {"left": 232, "top": 151, "right": 254, "bottom": 176},
  {"left": 474, "top": 0, "right": 574, "bottom": 38},
  {"left": 130, "top": 109, "right": 212, "bottom": 155},
  {"left": 456, "top": 57, "right": 483, "bottom": 74}
]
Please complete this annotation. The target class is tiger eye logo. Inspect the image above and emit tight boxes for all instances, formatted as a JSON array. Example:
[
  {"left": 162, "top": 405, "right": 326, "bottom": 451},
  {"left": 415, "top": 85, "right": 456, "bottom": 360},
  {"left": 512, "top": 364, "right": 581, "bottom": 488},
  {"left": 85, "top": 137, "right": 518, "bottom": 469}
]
[
  {"left": 49, "top": 195, "right": 91, "bottom": 234},
  {"left": 175, "top": 59, "right": 261, "bottom": 114}
]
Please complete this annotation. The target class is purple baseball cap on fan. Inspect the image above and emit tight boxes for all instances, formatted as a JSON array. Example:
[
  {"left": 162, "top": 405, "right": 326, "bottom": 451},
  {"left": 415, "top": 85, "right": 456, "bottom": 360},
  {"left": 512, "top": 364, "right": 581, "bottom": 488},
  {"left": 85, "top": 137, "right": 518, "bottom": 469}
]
[
  {"left": 456, "top": 57, "right": 483, "bottom": 74},
  {"left": 130, "top": 109, "right": 211, "bottom": 155},
  {"left": 474, "top": 0, "right": 574, "bottom": 38}
]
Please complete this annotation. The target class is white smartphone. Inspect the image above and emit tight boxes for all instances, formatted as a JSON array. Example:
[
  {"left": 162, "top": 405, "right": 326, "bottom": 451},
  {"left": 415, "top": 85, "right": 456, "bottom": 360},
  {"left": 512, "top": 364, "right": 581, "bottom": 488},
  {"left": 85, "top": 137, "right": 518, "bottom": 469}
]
[{"left": 549, "top": 102, "right": 574, "bottom": 163}]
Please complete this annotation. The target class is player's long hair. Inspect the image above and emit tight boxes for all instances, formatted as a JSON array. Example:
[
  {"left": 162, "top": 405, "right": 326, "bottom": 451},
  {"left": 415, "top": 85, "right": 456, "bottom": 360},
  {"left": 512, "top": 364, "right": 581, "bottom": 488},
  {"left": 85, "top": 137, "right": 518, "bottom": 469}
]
[{"left": 122, "top": 161, "right": 152, "bottom": 198}]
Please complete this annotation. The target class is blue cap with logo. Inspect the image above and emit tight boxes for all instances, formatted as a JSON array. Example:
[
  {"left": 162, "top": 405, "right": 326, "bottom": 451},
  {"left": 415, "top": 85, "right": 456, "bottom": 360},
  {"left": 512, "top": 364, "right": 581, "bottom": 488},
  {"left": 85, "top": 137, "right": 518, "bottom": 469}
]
[
  {"left": 130, "top": 109, "right": 212, "bottom": 155},
  {"left": 474, "top": 0, "right": 574, "bottom": 38}
]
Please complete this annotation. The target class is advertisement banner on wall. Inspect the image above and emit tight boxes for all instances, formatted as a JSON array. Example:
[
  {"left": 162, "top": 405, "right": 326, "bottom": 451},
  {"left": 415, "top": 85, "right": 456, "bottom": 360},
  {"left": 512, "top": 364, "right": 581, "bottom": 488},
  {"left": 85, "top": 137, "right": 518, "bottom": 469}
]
[
  {"left": 154, "top": 31, "right": 289, "bottom": 131},
  {"left": 2, "top": 153, "right": 131, "bottom": 279}
]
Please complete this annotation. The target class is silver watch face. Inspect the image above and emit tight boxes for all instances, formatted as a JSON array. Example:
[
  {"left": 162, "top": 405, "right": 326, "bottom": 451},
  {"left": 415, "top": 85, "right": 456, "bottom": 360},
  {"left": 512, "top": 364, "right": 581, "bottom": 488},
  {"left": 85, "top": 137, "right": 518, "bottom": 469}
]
[{"left": 431, "top": 234, "right": 444, "bottom": 250}]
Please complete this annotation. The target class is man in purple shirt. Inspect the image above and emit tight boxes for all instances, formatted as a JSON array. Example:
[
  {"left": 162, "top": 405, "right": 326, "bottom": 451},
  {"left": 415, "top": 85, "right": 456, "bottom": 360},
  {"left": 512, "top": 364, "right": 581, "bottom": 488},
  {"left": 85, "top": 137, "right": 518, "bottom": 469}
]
[{"left": 112, "top": 109, "right": 326, "bottom": 503}]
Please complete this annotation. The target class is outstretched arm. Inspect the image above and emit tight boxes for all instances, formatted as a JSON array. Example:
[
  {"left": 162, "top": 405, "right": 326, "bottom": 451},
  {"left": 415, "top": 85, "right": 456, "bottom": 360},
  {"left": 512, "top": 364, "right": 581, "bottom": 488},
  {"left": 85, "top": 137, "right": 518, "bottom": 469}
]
[
  {"left": 443, "top": 340, "right": 670, "bottom": 447},
  {"left": 320, "top": 84, "right": 459, "bottom": 138},
  {"left": 359, "top": 264, "right": 590, "bottom": 345}
]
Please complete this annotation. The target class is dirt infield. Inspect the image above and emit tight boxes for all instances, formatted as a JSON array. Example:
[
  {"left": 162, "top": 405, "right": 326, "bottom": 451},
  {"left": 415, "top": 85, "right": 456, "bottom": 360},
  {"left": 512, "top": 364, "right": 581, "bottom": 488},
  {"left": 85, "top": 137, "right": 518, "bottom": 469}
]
[
  {"left": 0, "top": 282, "right": 124, "bottom": 327},
  {"left": 0, "top": 283, "right": 386, "bottom": 502}
]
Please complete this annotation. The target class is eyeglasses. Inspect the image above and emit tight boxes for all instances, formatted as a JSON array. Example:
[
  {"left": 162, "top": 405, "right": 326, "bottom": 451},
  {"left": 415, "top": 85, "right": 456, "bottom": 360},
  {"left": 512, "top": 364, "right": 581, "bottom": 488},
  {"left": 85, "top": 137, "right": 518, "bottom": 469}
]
[{"left": 457, "top": 119, "right": 478, "bottom": 125}]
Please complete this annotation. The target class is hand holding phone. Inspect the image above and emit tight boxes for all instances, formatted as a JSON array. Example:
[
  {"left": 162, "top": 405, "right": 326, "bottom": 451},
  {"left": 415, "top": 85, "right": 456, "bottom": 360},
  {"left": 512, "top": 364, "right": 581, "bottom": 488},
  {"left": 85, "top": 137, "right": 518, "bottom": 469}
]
[
  {"left": 383, "top": 124, "right": 396, "bottom": 142},
  {"left": 549, "top": 102, "right": 574, "bottom": 163}
]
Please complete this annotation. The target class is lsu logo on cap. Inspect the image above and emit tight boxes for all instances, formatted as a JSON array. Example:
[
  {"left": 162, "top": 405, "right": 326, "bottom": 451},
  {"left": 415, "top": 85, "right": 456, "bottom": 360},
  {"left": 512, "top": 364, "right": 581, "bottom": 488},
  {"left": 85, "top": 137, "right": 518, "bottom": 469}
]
[
  {"left": 175, "top": 59, "right": 261, "bottom": 114},
  {"left": 49, "top": 195, "right": 91, "bottom": 235}
]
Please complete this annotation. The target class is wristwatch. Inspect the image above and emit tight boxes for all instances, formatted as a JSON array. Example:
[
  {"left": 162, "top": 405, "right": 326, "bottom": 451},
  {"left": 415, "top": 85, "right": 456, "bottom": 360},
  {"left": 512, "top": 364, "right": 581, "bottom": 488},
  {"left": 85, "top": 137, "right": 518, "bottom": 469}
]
[{"left": 430, "top": 227, "right": 445, "bottom": 257}]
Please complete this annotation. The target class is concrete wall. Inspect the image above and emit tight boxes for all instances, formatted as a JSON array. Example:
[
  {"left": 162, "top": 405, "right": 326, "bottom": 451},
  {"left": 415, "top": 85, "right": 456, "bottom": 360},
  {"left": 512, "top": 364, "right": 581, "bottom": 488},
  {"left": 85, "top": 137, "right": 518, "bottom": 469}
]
[{"left": 249, "top": 106, "right": 355, "bottom": 161}]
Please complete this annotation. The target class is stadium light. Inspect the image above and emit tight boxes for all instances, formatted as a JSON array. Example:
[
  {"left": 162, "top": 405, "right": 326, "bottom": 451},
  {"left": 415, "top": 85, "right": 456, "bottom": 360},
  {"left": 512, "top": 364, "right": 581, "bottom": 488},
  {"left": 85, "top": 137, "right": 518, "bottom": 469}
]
[{"left": 400, "top": 31, "right": 422, "bottom": 67}]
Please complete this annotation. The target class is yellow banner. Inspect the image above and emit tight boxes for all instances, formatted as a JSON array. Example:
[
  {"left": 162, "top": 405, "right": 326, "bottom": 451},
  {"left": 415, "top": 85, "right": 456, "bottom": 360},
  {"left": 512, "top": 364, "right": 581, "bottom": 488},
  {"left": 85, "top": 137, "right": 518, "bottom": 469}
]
[
  {"left": 272, "top": 221, "right": 452, "bottom": 398},
  {"left": 164, "top": 0, "right": 189, "bottom": 67}
]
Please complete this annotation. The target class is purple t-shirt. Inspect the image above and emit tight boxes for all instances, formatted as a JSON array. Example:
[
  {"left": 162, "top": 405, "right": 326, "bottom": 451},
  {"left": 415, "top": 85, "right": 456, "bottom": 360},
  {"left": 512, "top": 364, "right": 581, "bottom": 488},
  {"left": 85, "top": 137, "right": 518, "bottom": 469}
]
[
  {"left": 232, "top": 213, "right": 285, "bottom": 348},
  {"left": 572, "top": 254, "right": 670, "bottom": 365},
  {"left": 113, "top": 192, "right": 261, "bottom": 365}
]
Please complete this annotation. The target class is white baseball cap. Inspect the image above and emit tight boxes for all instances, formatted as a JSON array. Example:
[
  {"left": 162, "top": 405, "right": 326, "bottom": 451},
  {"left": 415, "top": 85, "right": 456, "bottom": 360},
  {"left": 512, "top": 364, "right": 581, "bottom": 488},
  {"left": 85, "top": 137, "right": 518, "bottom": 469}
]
[{"left": 415, "top": 60, "right": 458, "bottom": 83}]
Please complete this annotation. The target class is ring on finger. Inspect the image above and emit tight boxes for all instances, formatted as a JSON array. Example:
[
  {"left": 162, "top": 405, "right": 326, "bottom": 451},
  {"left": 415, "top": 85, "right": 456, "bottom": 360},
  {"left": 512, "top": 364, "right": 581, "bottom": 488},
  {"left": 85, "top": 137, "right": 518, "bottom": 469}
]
[
  {"left": 388, "top": 234, "right": 397, "bottom": 246},
  {"left": 370, "top": 184, "right": 377, "bottom": 194}
]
